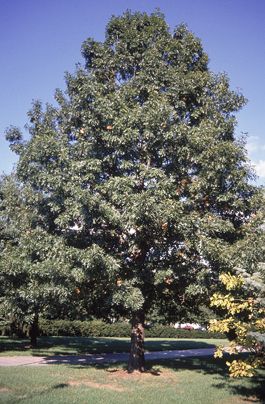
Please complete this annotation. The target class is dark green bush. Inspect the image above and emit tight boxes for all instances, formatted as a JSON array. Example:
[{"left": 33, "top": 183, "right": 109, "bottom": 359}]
[
  {"left": 37, "top": 319, "right": 224, "bottom": 339},
  {"left": 145, "top": 325, "right": 223, "bottom": 339},
  {"left": 1, "top": 318, "right": 224, "bottom": 339},
  {"left": 0, "top": 319, "right": 28, "bottom": 338},
  {"left": 39, "top": 319, "right": 82, "bottom": 337}
]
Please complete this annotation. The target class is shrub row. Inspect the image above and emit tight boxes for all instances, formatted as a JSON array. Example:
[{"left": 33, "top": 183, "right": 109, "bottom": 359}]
[
  {"left": 38, "top": 319, "right": 224, "bottom": 339},
  {"left": 145, "top": 325, "right": 224, "bottom": 339},
  {"left": 39, "top": 319, "right": 131, "bottom": 338}
]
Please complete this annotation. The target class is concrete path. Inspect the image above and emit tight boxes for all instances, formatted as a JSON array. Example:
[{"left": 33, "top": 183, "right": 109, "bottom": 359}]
[{"left": 0, "top": 348, "right": 215, "bottom": 366}]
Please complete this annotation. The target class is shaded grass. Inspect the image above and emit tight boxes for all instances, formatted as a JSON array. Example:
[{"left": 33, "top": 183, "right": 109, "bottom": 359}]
[
  {"left": 0, "top": 336, "right": 227, "bottom": 356},
  {"left": 0, "top": 356, "right": 264, "bottom": 403}
]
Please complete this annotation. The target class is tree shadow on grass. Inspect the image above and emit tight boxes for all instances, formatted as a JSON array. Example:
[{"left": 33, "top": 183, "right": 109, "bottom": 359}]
[
  {"left": 147, "top": 355, "right": 265, "bottom": 403},
  {"left": 53, "top": 383, "right": 69, "bottom": 389},
  {"left": 0, "top": 336, "right": 129, "bottom": 355},
  {"left": 0, "top": 337, "right": 31, "bottom": 353},
  {"left": 2, "top": 337, "right": 263, "bottom": 402},
  {"left": 60, "top": 355, "right": 264, "bottom": 403},
  {"left": 213, "top": 376, "right": 265, "bottom": 404},
  {"left": 0, "top": 336, "right": 220, "bottom": 356}
]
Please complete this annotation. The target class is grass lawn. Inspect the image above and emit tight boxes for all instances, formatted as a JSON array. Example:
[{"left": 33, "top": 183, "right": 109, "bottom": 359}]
[
  {"left": 0, "top": 357, "right": 264, "bottom": 403},
  {"left": 0, "top": 336, "right": 227, "bottom": 356}
]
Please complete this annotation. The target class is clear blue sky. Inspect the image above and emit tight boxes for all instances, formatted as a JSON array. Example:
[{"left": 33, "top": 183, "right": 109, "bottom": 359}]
[{"left": 1, "top": 0, "right": 265, "bottom": 184}]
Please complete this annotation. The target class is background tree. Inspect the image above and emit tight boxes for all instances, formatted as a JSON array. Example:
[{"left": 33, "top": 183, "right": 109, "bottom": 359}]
[
  {"left": 0, "top": 175, "right": 83, "bottom": 346},
  {"left": 5, "top": 11, "right": 262, "bottom": 370}
]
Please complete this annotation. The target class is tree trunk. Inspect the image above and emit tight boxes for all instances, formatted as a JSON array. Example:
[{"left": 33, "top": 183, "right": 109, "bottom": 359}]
[
  {"left": 128, "top": 311, "right": 145, "bottom": 372},
  {"left": 29, "top": 315, "right": 39, "bottom": 347}
]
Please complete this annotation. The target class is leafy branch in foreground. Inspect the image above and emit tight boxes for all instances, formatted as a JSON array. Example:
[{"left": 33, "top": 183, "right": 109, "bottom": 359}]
[{"left": 209, "top": 272, "right": 265, "bottom": 377}]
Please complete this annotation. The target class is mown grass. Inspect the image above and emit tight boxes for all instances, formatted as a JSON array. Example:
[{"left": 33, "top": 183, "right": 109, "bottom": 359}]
[
  {"left": 0, "top": 357, "right": 264, "bottom": 403},
  {"left": 0, "top": 336, "right": 227, "bottom": 356}
]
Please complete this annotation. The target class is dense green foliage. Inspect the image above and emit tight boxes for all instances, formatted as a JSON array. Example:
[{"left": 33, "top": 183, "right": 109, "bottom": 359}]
[
  {"left": 1, "top": 11, "right": 263, "bottom": 366},
  {"left": 0, "top": 176, "right": 78, "bottom": 341},
  {"left": 1, "top": 319, "right": 224, "bottom": 339},
  {"left": 37, "top": 319, "right": 224, "bottom": 339}
]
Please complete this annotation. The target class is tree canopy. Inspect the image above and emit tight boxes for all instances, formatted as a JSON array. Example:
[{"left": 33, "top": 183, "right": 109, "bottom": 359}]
[{"left": 3, "top": 10, "right": 263, "bottom": 370}]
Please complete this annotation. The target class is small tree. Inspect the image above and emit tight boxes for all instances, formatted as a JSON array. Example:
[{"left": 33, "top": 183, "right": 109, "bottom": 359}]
[
  {"left": 209, "top": 209, "right": 265, "bottom": 377},
  {"left": 209, "top": 271, "right": 265, "bottom": 377},
  {"left": 5, "top": 11, "right": 262, "bottom": 370}
]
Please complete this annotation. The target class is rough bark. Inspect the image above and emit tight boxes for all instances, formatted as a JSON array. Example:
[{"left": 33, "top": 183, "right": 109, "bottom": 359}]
[
  {"left": 29, "top": 315, "right": 39, "bottom": 347},
  {"left": 128, "top": 311, "right": 145, "bottom": 372}
]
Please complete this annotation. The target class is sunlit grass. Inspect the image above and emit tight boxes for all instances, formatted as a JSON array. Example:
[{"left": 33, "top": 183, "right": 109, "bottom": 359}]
[{"left": 0, "top": 357, "right": 264, "bottom": 403}]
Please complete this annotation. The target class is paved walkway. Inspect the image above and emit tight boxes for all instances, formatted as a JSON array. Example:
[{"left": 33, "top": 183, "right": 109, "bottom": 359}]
[{"left": 0, "top": 348, "right": 215, "bottom": 366}]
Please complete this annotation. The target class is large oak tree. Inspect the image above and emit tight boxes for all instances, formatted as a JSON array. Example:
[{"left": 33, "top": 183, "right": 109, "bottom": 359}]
[{"left": 5, "top": 11, "right": 262, "bottom": 370}]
